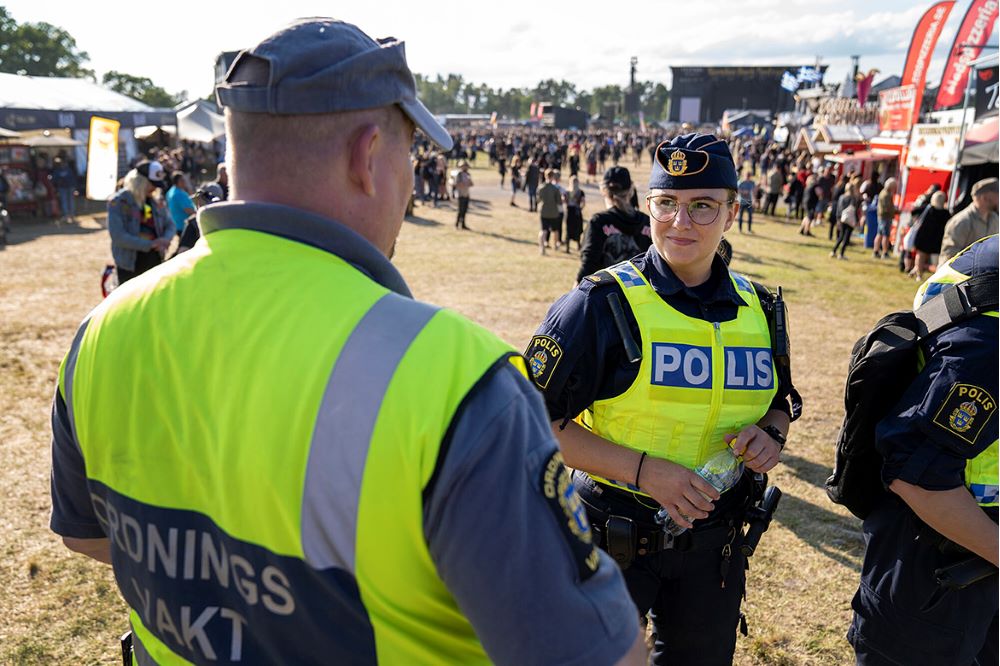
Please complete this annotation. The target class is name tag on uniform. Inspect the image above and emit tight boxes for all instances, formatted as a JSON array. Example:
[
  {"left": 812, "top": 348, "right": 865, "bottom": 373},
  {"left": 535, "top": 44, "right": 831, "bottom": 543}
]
[{"left": 651, "top": 343, "right": 773, "bottom": 390}]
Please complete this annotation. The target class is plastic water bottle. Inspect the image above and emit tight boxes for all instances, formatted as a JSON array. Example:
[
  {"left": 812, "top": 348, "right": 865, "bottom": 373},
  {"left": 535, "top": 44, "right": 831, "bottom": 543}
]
[{"left": 655, "top": 448, "right": 745, "bottom": 536}]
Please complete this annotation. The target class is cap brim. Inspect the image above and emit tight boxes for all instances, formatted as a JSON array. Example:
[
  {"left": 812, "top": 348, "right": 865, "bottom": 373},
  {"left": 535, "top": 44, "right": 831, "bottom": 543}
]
[{"left": 400, "top": 98, "right": 452, "bottom": 151}]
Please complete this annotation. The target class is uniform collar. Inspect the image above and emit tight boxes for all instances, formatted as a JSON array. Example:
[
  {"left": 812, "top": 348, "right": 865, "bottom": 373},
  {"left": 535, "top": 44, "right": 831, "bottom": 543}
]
[
  {"left": 643, "top": 245, "right": 743, "bottom": 306},
  {"left": 198, "top": 201, "right": 412, "bottom": 298}
]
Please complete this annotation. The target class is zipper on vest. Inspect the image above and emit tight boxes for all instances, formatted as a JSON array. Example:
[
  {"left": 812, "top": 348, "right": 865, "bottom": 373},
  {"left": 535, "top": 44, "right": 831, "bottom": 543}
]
[{"left": 700, "top": 322, "right": 725, "bottom": 459}]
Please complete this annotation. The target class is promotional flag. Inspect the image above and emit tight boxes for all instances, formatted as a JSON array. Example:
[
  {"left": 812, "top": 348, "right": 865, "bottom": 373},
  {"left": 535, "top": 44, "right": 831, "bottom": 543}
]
[
  {"left": 901, "top": 1, "right": 957, "bottom": 116},
  {"left": 934, "top": 0, "right": 1000, "bottom": 109},
  {"left": 796, "top": 66, "right": 823, "bottom": 83},
  {"left": 856, "top": 69, "right": 879, "bottom": 105},
  {"left": 781, "top": 71, "right": 800, "bottom": 92},
  {"left": 86, "top": 116, "right": 120, "bottom": 201},
  {"left": 529, "top": 102, "right": 537, "bottom": 118}
]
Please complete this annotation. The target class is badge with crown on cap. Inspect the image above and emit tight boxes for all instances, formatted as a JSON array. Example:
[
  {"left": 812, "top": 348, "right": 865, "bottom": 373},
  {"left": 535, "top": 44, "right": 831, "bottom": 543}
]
[{"left": 667, "top": 149, "right": 688, "bottom": 176}]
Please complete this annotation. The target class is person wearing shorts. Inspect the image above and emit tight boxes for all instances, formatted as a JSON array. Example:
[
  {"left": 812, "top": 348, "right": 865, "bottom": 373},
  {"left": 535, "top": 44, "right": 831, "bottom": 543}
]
[
  {"left": 537, "top": 169, "right": 564, "bottom": 255},
  {"left": 874, "top": 178, "right": 897, "bottom": 259}
]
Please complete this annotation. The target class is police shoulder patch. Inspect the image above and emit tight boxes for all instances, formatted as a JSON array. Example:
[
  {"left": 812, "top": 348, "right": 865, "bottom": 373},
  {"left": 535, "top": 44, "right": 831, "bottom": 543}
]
[
  {"left": 524, "top": 335, "right": 564, "bottom": 389},
  {"left": 932, "top": 383, "right": 997, "bottom": 446},
  {"left": 540, "top": 450, "right": 600, "bottom": 581},
  {"left": 583, "top": 269, "right": 614, "bottom": 285}
]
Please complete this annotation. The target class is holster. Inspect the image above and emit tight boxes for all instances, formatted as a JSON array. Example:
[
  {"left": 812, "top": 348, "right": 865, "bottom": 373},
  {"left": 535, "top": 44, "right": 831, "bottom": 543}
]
[{"left": 604, "top": 515, "right": 637, "bottom": 568}]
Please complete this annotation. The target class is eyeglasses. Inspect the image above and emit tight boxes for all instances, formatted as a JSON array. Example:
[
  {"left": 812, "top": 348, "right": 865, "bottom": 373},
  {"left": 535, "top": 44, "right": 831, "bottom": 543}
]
[{"left": 645, "top": 195, "right": 734, "bottom": 225}]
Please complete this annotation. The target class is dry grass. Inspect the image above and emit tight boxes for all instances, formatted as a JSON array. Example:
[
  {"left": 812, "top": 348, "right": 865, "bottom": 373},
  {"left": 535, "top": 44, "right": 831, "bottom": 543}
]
[{"left": 0, "top": 159, "right": 915, "bottom": 664}]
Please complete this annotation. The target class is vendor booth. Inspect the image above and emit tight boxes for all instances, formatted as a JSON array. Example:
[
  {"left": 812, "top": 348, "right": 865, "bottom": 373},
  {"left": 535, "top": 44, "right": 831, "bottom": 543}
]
[
  {"left": 0, "top": 72, "right": 176, "bottom": 207},
  {"left": 176, "top": 100, "right": 225, "bottom": 145},
  {"left": 901, "top": 123, "right": 962, "bottom": 211}
]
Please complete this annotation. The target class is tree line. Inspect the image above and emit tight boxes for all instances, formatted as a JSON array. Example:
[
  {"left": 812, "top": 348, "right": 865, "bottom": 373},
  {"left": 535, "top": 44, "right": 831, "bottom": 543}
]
[
  {"left": 0, "top": 6, "right": 186, "bottom": 108},
  {"left": 0, "top": 8, "right": 670, "bottom": 120},
  {"left": 415, "top": 74, "right": 670, "bottom": 120}
]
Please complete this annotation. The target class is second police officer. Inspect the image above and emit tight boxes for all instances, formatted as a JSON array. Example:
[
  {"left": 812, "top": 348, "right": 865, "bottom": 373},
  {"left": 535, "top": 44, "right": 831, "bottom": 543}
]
[
  {"left": 526, "top": 133, "right": 800, "bottom": 664},
  {"left": 848, "top": 235, "right": 998, "bottom": 665}
]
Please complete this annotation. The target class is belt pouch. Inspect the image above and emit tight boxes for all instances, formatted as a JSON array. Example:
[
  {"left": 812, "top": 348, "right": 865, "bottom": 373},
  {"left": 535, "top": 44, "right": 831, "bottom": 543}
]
[{"left": 605, "top": 515, "right": 637, "bottom": 568}]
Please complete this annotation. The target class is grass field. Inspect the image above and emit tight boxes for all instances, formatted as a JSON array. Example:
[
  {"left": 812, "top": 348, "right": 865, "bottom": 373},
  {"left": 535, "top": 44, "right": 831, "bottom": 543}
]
[{"left": 0, "top": 159, "right": 917, "bottom": 664}]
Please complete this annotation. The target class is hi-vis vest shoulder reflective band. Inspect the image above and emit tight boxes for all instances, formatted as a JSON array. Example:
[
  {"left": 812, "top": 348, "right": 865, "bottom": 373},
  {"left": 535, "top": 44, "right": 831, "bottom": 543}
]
[
  {"left": 580, "top": 260, "right": 777, "bottom": 495},
  {"left": 915, "top": 242, "right": 998, "bottom": 508},
  {"left": 59, "top": 226, "right": 522, "bottom": 664}
]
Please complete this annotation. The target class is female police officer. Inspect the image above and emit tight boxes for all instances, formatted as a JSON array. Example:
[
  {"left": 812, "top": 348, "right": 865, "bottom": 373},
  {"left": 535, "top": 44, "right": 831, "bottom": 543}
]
[{"left": 526, "top": 133, "right": 797, "bottom": 665}]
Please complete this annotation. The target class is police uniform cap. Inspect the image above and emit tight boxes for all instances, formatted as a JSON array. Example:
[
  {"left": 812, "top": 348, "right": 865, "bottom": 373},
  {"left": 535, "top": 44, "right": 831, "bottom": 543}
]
[{"left": 649, "top": 133, "right": 738, "bottom": 191}]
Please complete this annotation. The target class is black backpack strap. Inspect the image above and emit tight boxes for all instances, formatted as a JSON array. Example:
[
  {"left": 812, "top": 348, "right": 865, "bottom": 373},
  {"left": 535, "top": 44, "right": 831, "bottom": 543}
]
[{"left": 914, "top": 272, "right": 998, "bottom": 337}]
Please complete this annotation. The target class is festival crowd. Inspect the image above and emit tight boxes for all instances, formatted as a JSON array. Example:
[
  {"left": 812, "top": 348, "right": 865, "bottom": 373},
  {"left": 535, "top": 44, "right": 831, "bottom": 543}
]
[{"left": 407, "top": 126, "right": 998, "bottom": 284}]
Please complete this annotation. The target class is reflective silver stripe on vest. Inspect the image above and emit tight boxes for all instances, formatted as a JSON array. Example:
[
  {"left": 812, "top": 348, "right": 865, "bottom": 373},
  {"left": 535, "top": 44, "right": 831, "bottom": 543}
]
[
  {"left": 62, "top": 318, "right": 91, "bottom": 450},
  {"left": 301, "top": 292, "right": 439, "bottom": 573}
]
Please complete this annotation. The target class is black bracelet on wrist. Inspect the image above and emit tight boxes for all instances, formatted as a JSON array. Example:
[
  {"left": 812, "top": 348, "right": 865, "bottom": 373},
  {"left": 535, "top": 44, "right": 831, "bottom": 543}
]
[
  {"left": 635, "top": 451, "right": 648, "bottom": 489},
  {"left": 760, "top": 424, "right": 787, "bottom": 450}
]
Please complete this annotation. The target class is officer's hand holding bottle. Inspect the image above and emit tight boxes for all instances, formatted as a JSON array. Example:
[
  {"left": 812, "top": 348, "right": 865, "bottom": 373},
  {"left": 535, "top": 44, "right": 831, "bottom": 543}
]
[
  {"left": 638, "top": 456, "right": 720, "bottom": 530},
  {"left": 725, "top": 425, "right": 781, "bottom": 473},
  {"left": 655, "top": 447, "right": 744, "bottom": 536}
]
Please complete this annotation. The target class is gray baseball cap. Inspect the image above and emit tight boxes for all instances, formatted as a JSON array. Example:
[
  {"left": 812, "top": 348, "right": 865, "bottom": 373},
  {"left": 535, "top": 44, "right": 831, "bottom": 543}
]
[{"left": 216, "top": 18, "right": 452, "bottom": 150}]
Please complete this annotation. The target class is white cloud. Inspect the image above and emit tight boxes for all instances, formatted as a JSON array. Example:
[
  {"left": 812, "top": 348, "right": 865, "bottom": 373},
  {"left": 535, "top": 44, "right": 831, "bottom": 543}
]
[{"left": 2, "top": 0, "right": 993, "bottom": 99}]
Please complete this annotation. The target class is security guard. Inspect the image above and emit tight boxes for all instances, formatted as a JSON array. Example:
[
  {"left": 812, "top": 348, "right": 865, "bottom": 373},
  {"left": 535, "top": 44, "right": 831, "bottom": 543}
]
[
  {"left": 526, "top": 133, "right": 796, "bottom": 665},
  {"left": 49, "top": 19, "right": 644, "bottom": 665},
  {"left": 848, "top": 235, "right": 998, "bottom": 666}
]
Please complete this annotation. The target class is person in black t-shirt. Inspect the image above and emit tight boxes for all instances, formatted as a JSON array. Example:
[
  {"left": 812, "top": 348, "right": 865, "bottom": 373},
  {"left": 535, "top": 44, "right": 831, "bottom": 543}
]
[
  {"left": 575, "top": 167, "right": 652, "bottom": 284},
  {"left": 172, "top": 183, "right": 224, "bottom": 256}
]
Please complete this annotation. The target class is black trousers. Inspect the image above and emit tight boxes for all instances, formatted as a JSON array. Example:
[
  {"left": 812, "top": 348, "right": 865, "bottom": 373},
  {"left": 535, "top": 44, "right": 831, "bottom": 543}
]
[
  {"left": 116, "top": 249, "right": 162, "bottom": 284},
  {"left": 849, "top": 499, "right": 998, "bottom": 666},
  {"left": 764, "top": 193, "right": 779, "bottom": 216},
  {"left": 455, "top": 196, "right": 470, "bottom": 228},
  {"left": 832, "top": 222, "right": 853, "bottom": 256},
  {"left": 575, "top": 473, "right": 747, "bottom": 666}
]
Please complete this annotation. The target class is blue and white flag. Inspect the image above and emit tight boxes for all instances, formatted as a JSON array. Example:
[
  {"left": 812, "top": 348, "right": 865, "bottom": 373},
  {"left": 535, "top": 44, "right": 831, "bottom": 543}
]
[
  {"left": 796, "top": 66, "right": 823, "bottom": 83},
  {"left": 781, "top": 71, "right": 800, "bottom": 92}
]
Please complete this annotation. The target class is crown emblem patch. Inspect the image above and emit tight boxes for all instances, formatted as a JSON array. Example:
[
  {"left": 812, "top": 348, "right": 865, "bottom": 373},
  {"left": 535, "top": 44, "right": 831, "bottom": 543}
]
[{"left": 667, "top": 149, "right": 688, "bottom": 176}]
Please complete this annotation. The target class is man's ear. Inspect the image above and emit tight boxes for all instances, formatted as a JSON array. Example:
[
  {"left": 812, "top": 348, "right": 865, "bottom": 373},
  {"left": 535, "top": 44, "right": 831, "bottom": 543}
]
[{"left": 348, "top": 123, "right": 380, "bottom": 197}]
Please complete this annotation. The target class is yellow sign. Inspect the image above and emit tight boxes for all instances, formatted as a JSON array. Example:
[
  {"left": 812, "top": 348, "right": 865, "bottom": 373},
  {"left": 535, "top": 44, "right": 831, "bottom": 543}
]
[{"left": 86, "top": 116, "right": 120, "bottom": 200}]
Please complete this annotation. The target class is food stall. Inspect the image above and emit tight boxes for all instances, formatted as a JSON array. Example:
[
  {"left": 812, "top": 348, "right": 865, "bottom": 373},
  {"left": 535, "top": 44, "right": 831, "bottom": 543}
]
[
  {"left": 901, "top": 123, "right": 961, "bottom": 210},
  {"left": 0, "top": 143, "right": 36, "bottom": 213}
]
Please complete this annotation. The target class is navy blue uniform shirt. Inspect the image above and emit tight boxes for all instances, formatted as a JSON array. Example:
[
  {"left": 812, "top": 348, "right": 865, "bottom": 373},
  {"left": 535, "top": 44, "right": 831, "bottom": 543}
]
[
  {"left": 876, "top": 235, "right": 999, "bottom": 495},
  {"left": 528, "top": 244, "right": 791, "bottom": 422}
]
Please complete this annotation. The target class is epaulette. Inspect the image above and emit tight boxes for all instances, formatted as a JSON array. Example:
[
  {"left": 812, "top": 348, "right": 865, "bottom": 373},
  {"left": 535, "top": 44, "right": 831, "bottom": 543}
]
[{"left": 580, "top": 269, "right": 616, "bottom": 289}]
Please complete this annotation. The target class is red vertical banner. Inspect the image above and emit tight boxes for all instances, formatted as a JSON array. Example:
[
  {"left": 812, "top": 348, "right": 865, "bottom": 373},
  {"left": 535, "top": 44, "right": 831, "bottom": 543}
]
[
  {"left": 902, "top": 1, "right": 957, "bottom": 116},
  {"left": 934, "top": 0, "right": 1000, "bottom": 109}
]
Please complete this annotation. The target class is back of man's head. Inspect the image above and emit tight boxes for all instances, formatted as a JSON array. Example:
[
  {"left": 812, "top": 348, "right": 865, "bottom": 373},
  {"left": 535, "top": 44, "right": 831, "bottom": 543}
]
[{"left": 217, "top": 18, "right": 450, "bottom": 204}]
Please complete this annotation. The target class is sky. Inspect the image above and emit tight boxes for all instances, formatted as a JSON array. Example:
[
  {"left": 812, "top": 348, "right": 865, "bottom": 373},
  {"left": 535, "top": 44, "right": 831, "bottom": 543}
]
[{"left": 5, "top": 0, "right": 997, "bottom": 103}]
